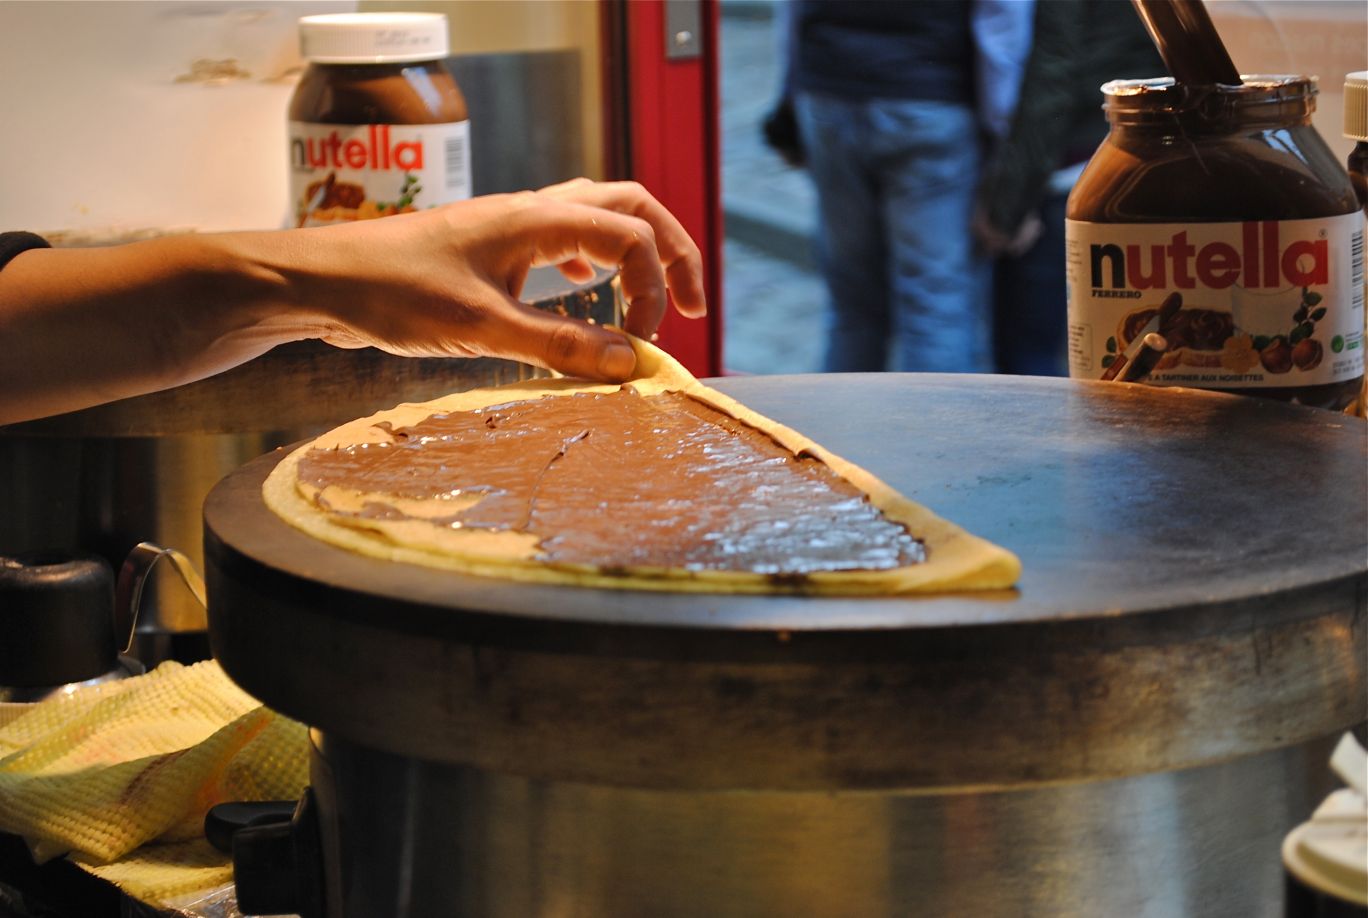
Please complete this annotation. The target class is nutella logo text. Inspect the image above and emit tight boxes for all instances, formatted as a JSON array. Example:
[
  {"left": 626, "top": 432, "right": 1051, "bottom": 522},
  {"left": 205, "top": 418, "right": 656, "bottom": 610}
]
[
  {"left": 291, "top": 126, "right": 424, "bottom": 172},
  {"left": 1089, "top": 221, "right": 1328, "bottom": 291}
]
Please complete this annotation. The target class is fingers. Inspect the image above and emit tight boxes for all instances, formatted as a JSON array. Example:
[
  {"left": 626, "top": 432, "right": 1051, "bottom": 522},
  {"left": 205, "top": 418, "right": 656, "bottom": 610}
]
[
  {"left": 478, "top": 295, "right": 638, "bottom": 382},
  {"left": 1006, "top": 213, "right": 1044, "bottom": 257},
  {"left": 536, "top": 180, "right": 707, "bottom": 320},
  {"left": 331, "top": 181, "right": 704, "bottom": 375},
  {"left": 505, "top": 200, "right": 675, "bottom": 338},
  {"left": 537, "top": 177, "right": 595, "bottom": 195},
  {"left": 554, "top": 255, "right": 596, "bottom": 284}
]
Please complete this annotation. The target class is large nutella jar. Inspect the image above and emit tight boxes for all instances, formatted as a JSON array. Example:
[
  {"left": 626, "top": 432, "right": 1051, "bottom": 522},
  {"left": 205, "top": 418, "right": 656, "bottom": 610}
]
[
  {"left": 289, "top": 13, "right": 470, "bottom": 228},
  {"left": 1066, "top": 77, "right": 1364, "bottom": 412}
]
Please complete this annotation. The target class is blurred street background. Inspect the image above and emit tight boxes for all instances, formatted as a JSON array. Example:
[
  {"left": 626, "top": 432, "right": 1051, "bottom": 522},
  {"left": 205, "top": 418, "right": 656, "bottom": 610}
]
[{"left": 719, "top": 0, "right": 824, "bottom": 375}]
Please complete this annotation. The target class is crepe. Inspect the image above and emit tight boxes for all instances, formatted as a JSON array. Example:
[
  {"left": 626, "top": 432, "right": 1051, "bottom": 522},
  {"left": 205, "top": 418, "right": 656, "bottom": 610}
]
[{"left": 263, "top": 338, "right": 1020, "bottom": 594}]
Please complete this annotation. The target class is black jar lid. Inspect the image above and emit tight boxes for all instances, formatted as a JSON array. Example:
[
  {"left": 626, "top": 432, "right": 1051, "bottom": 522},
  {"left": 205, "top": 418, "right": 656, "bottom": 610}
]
[{"left": 0, "top": 550, "right": 117, "bottom": 687}]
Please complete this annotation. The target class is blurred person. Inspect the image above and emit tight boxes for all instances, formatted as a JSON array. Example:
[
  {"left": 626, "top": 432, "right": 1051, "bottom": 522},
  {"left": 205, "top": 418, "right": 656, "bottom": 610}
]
[
  {"left": 789, "top": 0, "right": 1033, "bottom": 372},
  {"left": 760, "top": 0, "right": 804, "bottom": 168},
  {"left": 974, "top": 0, "right": 1163, "bottom": 376},
  {"left": 0, "top": 180, "right": 706, "bottom": 426}
]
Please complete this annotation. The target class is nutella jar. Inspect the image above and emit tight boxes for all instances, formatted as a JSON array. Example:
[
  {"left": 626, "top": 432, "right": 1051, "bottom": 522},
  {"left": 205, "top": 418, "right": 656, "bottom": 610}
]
[
  {"left": 1066, "top": 77, "right": 1364, "bottom": 412},
  {"left": 289, "top": 13, "right": 470, "bottom": 228}
]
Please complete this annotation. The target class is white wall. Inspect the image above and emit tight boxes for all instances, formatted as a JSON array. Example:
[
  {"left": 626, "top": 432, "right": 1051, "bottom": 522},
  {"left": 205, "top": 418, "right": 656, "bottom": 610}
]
[
  {"left": 1208, "top": 0, "right": 1368, "bottom": 163},
  {"left": 360, "top": 0, "right": 606, "bottom": 182},
  {"left": 0, "top": 1, "right": 353, "bottom": 237},
  {"left": 0, "top": 0, "right": 605, "bottom": 239}
]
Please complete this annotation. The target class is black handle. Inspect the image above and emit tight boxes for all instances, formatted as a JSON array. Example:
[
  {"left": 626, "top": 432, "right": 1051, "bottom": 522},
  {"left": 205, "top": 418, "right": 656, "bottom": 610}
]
[
  {"left": 205, "top": 791, "right": 325, "bottom": 918},
  {"left": 203, "top": 800, "right": 298, "bottom": 854},
  {"left": 1131, "top": 0, "right": 1241, "bottom": 85}
]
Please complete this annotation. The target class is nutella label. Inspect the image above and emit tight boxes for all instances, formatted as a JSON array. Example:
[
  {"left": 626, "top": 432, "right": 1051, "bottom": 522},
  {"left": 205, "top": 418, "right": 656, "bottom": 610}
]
[
  {"left": 288, "top": 121, "right": 471, "bottom": 227},
  {"left": 1066, "top": 216, "right": 1364, "bottom": 388}
]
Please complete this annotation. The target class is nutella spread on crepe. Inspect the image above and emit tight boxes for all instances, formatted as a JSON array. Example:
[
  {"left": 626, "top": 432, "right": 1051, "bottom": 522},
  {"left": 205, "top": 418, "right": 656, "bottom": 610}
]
[{"left": 263, "top": 340, "right": 1020, "bottom": 594}]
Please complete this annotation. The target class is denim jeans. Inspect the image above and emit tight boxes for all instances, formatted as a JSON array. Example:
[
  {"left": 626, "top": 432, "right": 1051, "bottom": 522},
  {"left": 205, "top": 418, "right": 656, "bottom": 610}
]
[{"left": 794, "top": 92, "right": 991, "bottom": 373}]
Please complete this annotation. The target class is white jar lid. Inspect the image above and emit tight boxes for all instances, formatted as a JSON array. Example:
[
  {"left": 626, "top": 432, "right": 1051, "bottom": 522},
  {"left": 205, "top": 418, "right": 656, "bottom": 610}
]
[
  {"left": 299, "top": 13, "right": 449, "bottom": 65},
  {"left": 1282, "top": 789, "right": 1368, "bottom": 907},
  {"left": 1346, "top": 71, "right": 1368, "bottom": 142}
]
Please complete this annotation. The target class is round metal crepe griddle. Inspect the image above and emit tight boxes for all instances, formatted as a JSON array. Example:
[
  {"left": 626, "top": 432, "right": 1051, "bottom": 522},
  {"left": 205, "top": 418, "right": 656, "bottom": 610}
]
[
  {"left": 205, "top": 375, "right": 1367, "bottom": 790},
  {"left": 207, "top": 374, "right": 1365, "bottom": 634}
]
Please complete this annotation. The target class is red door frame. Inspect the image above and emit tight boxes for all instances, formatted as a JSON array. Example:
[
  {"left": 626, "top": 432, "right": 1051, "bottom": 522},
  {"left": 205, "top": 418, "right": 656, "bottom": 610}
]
[{"left": 602, "top": 0, "right": 723, "bottom": 378}]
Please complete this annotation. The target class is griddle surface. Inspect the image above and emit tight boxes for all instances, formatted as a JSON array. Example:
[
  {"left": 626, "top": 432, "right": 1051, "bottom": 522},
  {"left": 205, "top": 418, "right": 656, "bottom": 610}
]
[{"left": 205, "top": 374, "right": 1367, "bottom": 635}]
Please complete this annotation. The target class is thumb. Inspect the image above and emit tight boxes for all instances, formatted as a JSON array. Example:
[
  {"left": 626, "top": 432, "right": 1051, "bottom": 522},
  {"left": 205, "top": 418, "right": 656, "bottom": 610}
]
[{"left": 482, "top": 299, "right": 638, "bottom": 382}]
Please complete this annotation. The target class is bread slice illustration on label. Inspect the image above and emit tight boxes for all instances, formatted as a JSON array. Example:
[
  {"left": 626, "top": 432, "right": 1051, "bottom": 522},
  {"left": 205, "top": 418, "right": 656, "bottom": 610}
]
[{"left": 1115, "top": 295, "right": 1235, "bottom": 371}]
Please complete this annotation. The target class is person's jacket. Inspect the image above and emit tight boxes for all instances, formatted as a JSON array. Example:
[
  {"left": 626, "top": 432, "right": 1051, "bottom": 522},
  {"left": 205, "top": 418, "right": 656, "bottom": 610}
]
[{"left": 976, "top": 0, "right": 1164, "bottom": 235}]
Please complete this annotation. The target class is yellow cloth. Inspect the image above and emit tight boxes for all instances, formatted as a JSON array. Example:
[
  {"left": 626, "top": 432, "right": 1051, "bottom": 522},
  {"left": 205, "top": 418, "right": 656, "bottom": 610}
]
[
  {"left": 77, "top": 838, "right": 246, "bottom": 911},
  {"left": 0, "top": 660, "right": 308, "bottom": 906}
]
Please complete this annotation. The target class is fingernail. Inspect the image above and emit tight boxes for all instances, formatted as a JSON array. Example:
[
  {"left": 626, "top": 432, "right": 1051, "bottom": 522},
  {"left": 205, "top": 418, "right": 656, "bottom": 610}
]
[{"left": 597, "top": 341, "right": 636, "bottom": 380}]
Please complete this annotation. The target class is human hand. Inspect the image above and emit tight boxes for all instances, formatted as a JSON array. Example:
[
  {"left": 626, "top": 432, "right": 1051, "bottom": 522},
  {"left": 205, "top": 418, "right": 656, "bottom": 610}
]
[
  {"left": 296, "top": 178, "right": 707, "bottom": 381},
  {"left": 972, "top": 206, "right": 1042, "bottom": 259}
]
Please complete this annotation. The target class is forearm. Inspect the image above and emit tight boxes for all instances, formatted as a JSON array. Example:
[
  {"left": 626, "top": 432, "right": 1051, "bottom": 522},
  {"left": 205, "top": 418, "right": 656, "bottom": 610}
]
[
  {"left": 0, "top": 182, "right": 706, "bottom": 425},
  {"left": 0, "top": 232, "right": 322, "bottom": 425}
]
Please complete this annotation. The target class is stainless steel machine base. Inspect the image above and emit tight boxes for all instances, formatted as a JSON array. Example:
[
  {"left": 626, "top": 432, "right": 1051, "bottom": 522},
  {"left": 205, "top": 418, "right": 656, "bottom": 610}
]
[{"left": 310, "top": 729, "right": 1343, "bottom": 918}]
